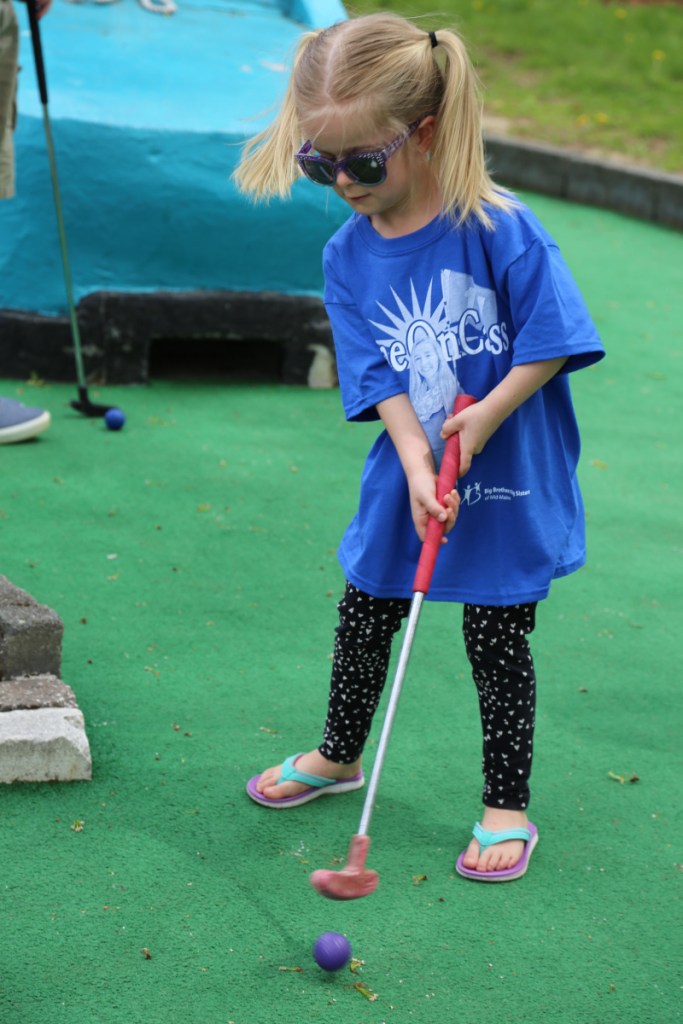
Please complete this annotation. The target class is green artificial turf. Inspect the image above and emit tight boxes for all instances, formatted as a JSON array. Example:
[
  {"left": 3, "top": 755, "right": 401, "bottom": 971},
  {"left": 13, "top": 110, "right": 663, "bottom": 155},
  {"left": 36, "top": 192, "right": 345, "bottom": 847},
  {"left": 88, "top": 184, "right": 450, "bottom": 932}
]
[{"left": 0, "top": 195, "right": 681, "bottom": 1023}]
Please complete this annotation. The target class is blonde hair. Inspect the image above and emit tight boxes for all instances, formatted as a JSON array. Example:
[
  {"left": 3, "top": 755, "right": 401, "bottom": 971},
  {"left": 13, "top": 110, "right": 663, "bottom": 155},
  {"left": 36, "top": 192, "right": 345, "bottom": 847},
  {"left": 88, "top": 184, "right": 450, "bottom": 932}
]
[{"left": 232, "top": 12, "right": 514, "bottom": 228}]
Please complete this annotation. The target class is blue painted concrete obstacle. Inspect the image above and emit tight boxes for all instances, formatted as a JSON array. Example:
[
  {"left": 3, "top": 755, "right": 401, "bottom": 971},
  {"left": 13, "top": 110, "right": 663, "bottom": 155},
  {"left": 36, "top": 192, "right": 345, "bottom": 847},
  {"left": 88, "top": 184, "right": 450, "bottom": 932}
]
[{"left": 0, "top": 0, "right": 348, "bottom": 319}]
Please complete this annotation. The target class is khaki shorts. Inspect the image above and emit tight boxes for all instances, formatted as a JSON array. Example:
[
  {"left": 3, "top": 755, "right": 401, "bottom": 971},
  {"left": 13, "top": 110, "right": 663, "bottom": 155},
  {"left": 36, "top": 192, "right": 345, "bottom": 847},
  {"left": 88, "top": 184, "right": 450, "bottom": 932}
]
[{"left": 0, "top": 0, "right": 19, "bottom": 199}]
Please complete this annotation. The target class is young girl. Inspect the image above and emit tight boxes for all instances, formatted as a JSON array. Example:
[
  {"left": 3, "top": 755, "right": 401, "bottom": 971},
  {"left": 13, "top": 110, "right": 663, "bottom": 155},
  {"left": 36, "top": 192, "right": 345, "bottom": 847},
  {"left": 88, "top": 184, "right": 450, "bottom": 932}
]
[{"left": 234, "top": 12, "right": 604, "bottom": 882}]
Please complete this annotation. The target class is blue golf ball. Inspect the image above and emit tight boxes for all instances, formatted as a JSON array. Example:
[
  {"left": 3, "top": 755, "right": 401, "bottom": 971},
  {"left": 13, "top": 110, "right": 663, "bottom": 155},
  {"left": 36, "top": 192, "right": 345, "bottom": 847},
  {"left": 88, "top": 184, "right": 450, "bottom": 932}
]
[
  {"left": 312, "top": 931, "right": 352, "bottom": 972},
  {"left": 104, "top": 408, "right": 126, "bottom": 431}
]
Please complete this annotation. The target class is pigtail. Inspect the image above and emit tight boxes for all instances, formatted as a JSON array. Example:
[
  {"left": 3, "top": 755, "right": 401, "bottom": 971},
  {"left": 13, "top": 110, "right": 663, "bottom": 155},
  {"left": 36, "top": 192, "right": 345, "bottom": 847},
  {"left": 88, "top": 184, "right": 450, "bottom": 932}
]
[
  {"left": 232, "top": 31, "right": 322, "bottom": 200},
  {"left": 430, "top": 30, "right": 515, "bottom": 227}
]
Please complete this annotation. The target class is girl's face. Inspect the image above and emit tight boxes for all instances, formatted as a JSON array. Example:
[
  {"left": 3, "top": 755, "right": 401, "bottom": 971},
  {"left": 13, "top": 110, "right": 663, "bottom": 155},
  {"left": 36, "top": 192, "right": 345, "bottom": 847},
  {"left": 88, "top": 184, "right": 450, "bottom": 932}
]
[
  {"left": 413, "top": 335, "right": 440, "bottom": 380},
  {"left": 302, "top": 110, "right": 439, "bottom": 237}
]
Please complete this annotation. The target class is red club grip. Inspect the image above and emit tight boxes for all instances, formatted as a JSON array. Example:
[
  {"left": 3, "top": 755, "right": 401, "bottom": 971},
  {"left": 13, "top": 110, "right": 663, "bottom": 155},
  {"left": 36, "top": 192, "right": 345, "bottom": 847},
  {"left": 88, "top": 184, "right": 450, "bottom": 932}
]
[{"left": 412, "top": 393, "right": 477, "bottom": 595}]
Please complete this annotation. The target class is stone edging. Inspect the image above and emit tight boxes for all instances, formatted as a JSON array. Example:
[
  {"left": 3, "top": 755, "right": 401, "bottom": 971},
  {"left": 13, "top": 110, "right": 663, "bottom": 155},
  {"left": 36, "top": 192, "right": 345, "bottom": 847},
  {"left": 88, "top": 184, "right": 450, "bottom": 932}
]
[{"left": 484, "top": 134, "right": 683, "bottom": 231}]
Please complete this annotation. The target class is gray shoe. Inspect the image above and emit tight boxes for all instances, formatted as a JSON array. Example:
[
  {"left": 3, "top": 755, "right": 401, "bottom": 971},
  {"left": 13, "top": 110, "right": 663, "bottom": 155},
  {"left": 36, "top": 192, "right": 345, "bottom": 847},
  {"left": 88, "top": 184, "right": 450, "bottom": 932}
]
[{"left": 0, "top": 397, "right": 51, "bottom": 444}]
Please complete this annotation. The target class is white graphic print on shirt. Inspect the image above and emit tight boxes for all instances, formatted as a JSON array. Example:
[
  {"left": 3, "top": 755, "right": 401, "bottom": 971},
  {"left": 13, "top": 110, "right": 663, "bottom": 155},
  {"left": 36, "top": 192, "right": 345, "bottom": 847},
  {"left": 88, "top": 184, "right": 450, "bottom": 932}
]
[{"left": 369, "top": 271, "right": 510, "bottom": 458}]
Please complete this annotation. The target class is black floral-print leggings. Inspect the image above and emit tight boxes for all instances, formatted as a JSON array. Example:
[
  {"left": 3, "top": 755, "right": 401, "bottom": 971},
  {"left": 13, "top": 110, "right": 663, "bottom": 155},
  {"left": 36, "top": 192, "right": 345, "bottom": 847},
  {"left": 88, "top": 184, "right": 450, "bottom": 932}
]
[{"left": 319, "top": 583, "right": 537, "bottom": 810}]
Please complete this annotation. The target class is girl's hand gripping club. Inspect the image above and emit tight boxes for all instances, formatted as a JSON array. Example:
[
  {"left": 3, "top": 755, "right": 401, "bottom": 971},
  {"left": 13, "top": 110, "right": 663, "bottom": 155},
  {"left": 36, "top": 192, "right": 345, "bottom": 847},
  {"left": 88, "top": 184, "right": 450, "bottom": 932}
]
[
  {"left": 310, "top": 393, "right": 478, "bottom": 900},
  {"left": 413, "top": 392, "right": 478, "bottom": 592}
]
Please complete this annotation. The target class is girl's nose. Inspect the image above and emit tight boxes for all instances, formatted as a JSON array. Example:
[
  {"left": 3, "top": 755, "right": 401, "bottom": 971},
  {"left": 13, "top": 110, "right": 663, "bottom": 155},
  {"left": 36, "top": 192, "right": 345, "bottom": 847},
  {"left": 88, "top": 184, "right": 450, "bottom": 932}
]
[{"left": 335, "top": 167, "right": 354, "bottom": 187}]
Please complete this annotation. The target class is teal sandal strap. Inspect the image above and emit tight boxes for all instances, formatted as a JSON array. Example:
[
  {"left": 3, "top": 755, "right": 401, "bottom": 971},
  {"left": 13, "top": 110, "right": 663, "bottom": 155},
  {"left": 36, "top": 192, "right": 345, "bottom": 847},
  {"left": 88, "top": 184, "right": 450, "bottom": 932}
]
[
  {"left": 473, "top": 821, "right": 531, "bottom": 850},
  {"left": 279, "top": 754, "right": 334, "bottom": 789}
]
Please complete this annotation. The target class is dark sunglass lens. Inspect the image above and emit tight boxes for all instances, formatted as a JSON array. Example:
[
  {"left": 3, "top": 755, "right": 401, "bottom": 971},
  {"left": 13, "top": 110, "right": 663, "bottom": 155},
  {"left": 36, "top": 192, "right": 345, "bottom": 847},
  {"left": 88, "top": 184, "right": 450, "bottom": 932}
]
[
  {"left": 302, "top": 158, "right": 335, "bottom": 185},
  {"left": 345, "top": 156, "right": 384, "bottom": 185}
]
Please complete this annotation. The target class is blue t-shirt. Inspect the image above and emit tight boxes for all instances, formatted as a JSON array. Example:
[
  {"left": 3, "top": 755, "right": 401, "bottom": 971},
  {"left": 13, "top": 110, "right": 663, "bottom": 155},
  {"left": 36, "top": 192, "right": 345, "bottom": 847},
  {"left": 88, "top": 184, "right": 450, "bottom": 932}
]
[{"left": 323, "top": 203, "right": 605, "bottom": 605}]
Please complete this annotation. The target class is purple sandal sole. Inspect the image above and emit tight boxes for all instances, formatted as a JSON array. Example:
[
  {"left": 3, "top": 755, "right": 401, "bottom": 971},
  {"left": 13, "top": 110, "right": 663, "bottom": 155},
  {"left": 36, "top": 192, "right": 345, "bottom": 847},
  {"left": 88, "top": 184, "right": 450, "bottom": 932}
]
[{"left": 246, "top": 770, "right": 364, "bottom": 809}]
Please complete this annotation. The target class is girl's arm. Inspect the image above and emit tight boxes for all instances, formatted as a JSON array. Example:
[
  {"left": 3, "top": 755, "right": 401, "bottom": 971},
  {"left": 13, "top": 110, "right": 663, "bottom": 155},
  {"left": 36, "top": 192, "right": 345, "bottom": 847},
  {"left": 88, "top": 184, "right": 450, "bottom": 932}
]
[
  {"left": 376, "top": 393, "right": 459, "bottom": 543},
  {"left": 441, "top": 357, "right": 568, "bottom": 475}
]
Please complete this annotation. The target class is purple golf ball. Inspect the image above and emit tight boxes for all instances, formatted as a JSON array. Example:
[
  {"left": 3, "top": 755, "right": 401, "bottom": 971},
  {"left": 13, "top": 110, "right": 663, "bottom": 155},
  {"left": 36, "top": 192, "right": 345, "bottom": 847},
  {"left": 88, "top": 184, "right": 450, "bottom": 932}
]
[
  {"left": 313, "top": 931, "right": 352, "bottom": 972},
  {"left": 104, "top": 408, "right": 126, "bottom": 431}
]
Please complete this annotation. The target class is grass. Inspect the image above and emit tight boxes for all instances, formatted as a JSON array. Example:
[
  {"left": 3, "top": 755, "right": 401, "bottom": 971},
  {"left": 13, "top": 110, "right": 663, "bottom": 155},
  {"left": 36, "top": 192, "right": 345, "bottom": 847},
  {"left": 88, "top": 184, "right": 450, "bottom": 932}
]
[{"left": 350, "top": 0, "right": 683, "bottom": 174}]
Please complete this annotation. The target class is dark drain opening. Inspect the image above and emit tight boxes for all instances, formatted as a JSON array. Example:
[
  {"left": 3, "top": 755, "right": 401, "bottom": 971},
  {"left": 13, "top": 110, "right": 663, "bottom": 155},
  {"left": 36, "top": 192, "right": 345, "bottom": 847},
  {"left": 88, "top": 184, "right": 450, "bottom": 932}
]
[{"left": 149, "top": 336, "right": 284, "bottom": 382}]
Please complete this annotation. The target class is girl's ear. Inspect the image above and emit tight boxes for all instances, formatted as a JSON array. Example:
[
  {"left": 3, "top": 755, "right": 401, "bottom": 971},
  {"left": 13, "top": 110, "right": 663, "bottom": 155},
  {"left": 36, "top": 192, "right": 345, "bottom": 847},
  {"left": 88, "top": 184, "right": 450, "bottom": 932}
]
[{"left": 415, "top": 116, "right": 436, "bottom": 154}]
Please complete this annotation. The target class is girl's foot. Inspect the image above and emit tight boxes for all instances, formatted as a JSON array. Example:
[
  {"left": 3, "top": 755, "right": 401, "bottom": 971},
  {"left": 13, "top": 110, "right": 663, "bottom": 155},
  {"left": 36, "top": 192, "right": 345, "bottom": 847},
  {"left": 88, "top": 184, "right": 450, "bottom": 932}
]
[
  {"left": 255, "top": 750, "right": 362, "bottom": 802},
  {"left": 461, "top": 807, "right": 528, "bottom": 873}
]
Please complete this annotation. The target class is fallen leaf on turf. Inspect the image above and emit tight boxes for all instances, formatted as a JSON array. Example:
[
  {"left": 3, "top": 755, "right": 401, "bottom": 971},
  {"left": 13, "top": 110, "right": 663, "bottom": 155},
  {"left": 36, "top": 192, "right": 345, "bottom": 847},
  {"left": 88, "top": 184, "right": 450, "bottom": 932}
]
[
  {"left": 259, "top": 726, "right": 279, "bottom": 734},
  {"left": 141, "top": 948, "right": 152, "bottom": 960},
  {"left": 349, "top": 958, "right": 365, "bottom": 973},
  {"left": 590, "top": 459, "right": 608, "bottom": 470},
  {"left": 278, "top": 966, "right": 303, "bottom": 972},
  {"left": 608, "top": 771, "right": 640, "bottom": 784},
  {"left": 71, "top": 819, "right": 84, "bottom": 832},
  {"left": 354, "top": 982, "right": 378, "bottom": 1002},
  {"left": 412, "top": 874, "right": 428, "bottom": 885}
]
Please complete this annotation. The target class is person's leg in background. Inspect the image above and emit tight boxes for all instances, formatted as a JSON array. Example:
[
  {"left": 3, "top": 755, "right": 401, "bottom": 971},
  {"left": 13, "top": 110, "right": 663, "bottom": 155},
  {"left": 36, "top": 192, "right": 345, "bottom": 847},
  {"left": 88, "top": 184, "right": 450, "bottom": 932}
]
[{"left": 0, "top": 0, "right": 51, "bottom": 443}]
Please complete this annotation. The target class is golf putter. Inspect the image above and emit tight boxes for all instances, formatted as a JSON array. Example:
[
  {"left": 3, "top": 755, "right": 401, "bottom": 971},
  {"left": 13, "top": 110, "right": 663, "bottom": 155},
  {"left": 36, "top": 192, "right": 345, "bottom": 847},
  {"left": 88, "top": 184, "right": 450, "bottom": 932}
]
[
  {"left": 310, "top": 392, "right": 478, "bottom": 900},
  {"left": 24, "top": 0, "right": 115, "bottom": 417}
]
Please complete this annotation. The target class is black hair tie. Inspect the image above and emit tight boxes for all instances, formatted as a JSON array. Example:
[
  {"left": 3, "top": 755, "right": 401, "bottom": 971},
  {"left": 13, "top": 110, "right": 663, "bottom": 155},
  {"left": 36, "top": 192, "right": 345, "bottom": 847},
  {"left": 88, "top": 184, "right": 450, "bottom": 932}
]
[{"left": 429, "top": 31, "right": 438, "bottom": 48}]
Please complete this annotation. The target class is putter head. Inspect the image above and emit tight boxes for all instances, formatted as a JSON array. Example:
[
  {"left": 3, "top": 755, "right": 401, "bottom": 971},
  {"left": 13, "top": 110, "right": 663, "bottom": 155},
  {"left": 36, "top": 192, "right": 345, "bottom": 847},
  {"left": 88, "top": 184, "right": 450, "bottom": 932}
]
[
  {"left": 70, "top": 398, "right": 116, "bottom": 418},
  {"left": 70, "top": 387, "right": 115, "bottom": 419},
  {"left": 310, "top": 835, "right": 379, "bottom": 901}
]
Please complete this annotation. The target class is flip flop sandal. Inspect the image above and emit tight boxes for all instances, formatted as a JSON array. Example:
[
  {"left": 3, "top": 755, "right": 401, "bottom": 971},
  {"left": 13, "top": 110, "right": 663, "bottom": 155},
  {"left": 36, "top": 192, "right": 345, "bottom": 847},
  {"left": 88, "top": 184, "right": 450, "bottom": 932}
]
[
  {"left": 455, "top": 821, "right": 539, "bottom": 882},
  {"left": 246, "top": 753, "right": 364, "bottom": 809}
]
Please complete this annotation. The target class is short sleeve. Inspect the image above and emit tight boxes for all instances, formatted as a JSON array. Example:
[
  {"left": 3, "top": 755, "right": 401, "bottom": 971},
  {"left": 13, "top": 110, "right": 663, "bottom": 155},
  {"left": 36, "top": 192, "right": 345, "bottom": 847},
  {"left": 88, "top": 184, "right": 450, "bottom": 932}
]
[
  {"left": 323, "top": 245, "right": 405, "bottom": 421},
  {"left": 505, "top": 239, "right": 605, "bottom": 373}
]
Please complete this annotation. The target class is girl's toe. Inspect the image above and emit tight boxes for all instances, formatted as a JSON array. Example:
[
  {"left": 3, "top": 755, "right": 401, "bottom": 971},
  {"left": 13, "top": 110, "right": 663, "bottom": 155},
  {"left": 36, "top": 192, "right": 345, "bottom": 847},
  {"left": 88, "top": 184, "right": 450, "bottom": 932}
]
[
  {"left": 256, "top": 766, "right": 282, "bottom": 794},
  {"left": 461, "top": 839, "right": 481, "bottom": 869},
  {"left": 262, "top": 782, "right": 286, "bottom": 799}
]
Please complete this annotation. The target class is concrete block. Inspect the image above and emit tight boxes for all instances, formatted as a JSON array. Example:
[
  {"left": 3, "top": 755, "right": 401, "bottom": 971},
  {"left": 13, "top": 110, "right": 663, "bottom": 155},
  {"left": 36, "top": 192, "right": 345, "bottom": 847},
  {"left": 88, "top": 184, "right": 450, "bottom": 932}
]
[
  {"left": 0, "top": 576, "right": 33, "bottom": 605},
  {"left": 0, "top": 575, "right": 63, "bottom": 680},
  {"left": 0, "top": 707, "right": 92, "bottom": 783},
  {"left": 0, "top": 674, "right": 79, "bottom": 712}
]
